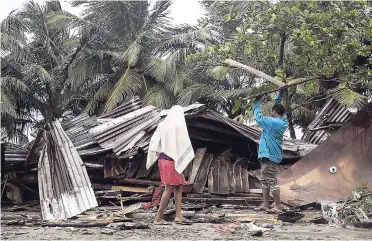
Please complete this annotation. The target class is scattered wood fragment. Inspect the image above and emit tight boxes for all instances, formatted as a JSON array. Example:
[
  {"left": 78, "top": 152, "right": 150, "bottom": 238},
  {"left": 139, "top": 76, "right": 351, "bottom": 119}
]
[
  {"left": 106, "top": 222, "right": 149, "bottom": 230},
  {"left": 41, "top": 222, "right": 109, "bottom": 228},
  {"left": 83, "top": 163, "right": 103, "bottom": 169},
  {"left": 93, "top": 184, "right": 150, "bottom": 193}
]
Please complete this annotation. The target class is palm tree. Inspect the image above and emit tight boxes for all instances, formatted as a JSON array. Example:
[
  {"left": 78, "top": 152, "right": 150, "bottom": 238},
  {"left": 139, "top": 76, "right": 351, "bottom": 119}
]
[
  {"left": 50, "top": 0, "right": 213, "bottom": 114},
  {"left": 1, "top": 1, "right": 91, "bottom": 138}
]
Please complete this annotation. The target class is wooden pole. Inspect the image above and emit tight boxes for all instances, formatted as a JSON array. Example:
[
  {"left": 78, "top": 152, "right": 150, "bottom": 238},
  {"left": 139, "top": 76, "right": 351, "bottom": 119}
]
[{"left": 223, "top": 59, "right": 286, "bottom": 87}]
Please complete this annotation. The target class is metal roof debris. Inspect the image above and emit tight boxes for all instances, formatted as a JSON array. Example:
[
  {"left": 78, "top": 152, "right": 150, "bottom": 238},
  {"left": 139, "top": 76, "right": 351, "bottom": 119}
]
[
  {"left": 61, "top": 97, "right": 316, "bottom": 161},
  {"left": 302, "top": 98, "right": 364, "bottom": 144},
  {"left": 38, "top": 120, "right": 97, "bottom": 220},
  {"left": 278, "top": 101, "right": 372, "bottom": 207}
]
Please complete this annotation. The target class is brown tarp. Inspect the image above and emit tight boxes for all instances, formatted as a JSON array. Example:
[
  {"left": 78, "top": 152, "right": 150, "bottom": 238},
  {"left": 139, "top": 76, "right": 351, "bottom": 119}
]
[{"left": 277, "top": 102, "right": 372, "bottom": 207}]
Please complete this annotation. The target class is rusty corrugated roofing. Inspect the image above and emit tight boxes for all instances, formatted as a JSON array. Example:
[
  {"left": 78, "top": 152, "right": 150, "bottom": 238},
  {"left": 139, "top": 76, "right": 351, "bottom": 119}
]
[{"left": 278, "top": 101, "right": 372, "bottom": 206}]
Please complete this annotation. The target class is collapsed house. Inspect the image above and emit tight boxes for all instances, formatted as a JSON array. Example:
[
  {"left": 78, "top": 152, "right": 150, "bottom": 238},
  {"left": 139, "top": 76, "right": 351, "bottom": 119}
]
[
  {"left": 278, "top": 100, "right": 372, "bottom": 207},
  {"left": 1, "top": 96, "right": 317, "bottom": 218}
]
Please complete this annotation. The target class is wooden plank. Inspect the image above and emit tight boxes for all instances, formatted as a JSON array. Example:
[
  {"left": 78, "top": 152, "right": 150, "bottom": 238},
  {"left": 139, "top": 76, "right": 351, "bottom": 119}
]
[
  {"left": 116, "top": 178, "right": 160, "bottom": 186},
  {"left": 184, "top": 159, "right": 193, "bottom": 180},
  {"left": 208, "top": 157, "right": 219, "bottom": 194},
  {"left": 193, "top": 153, "right": 213, "bottom": 193},
  {"left": 227, "top": 161, "right": 236, "bottom": 194},
  {"left": 249, "top": 189, "right": 263, "bottom": 194},
  {"left": 189, "top": 148, "right": 207, "bottom": 183},
  {"left": 218, "top": 158, "right": 229, "bottom": 195},
  {"left": 241, "top": 166, "right": 250, "bottom": 193},
  {"left": 148, "top": 164, "right": 160, "bottom": 180},
  {"left": 104, "top": 159, "right": 113, "bottom": 178},
  {"left": 234, "top": 162, "right": 243, "bottom": 192},
  {"left": 183, "top": 197, "right": 263, "bottom": 206},
  {"left": 93, "top": 184, "right": 150, "bottom": 193},
  {"left": 135, "top": 157, "right": 152, "bottom": 179},
  {"left": 123, "top": 157, "right": 142, "bottom": 178}
]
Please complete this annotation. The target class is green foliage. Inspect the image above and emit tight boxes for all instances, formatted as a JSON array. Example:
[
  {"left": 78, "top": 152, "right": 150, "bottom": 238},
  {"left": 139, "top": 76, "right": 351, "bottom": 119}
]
[{"left": 185, "top": 0, "right": 372, "bottom": 129}]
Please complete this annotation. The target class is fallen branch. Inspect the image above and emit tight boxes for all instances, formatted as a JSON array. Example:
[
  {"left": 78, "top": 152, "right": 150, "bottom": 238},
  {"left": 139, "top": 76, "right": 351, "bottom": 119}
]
[
  {"left": 223, "top": 59, "right": 285, "bottom": 86},
  {"left": 242, "top": 78, "right": 314, "bottom": 100}
]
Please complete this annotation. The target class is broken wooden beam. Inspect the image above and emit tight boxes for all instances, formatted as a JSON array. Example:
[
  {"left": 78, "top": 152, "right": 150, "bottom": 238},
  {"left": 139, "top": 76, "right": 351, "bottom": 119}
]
[
  {"left": 93, "top": 184, "right": 151, "bottom": 193},
  {"left": 115, "top": 178, "right": 160, "bottom": 187},
  {"left": 183, "top": 197, "right": 264, "bottom": 206},
  {"left": 83, "top": 163, "right": 104, "bottom": 169}
]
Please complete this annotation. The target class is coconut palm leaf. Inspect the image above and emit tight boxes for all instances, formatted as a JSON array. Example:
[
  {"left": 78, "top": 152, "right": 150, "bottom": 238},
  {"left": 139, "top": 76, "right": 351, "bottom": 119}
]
[
  {"left": 328, "top": 84, "right": 367, "bottom": 109},
  {"left": 104, "top": 67, "right": 144, "bottom": 113},
  {"left": 143, "top": 84, "right": 175, "bottom": 109}
]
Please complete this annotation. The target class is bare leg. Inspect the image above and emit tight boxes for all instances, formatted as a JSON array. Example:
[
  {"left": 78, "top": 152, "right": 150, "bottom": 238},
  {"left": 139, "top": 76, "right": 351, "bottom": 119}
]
[
  {"left": 154, "top": 185, "right": 173, "bottom": 223},
  {"left": 261, "top": 187, "right": 270, "bottom": 210},
  {"left": 272, "top": 188, "right": 282, "bottom": 212},
  {"left": 174, "top": 185, "right": 183, "bottom": 221}
]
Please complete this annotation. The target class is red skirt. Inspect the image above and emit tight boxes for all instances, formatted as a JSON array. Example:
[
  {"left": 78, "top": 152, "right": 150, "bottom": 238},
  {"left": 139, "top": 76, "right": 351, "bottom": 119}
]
[{"left": 158, "top": 159, "right": 185, "bottom": 185}]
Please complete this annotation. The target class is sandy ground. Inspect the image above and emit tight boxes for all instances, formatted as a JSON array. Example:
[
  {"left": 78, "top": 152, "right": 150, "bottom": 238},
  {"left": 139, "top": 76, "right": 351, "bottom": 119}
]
[
  {"left": 2, "top": 208, "right": 372, "bottom": 240},
  {"left": 2, "top": 220, "right": 372, "bottom": 240}
]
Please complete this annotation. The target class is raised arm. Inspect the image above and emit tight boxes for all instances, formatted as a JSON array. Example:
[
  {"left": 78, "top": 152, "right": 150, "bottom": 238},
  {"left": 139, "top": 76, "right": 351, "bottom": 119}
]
[
  {"left": 274, "top": 91, "right": 283, "bottom": 104},
  {"left": 253, "top": 98, "right": 273, "bottom": 130}
]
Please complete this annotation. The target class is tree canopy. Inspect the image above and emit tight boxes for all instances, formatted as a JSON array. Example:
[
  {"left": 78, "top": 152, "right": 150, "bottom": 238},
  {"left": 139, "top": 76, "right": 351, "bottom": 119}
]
[{"left": 1, "top": 0, "right": 371, "bottom": 142}]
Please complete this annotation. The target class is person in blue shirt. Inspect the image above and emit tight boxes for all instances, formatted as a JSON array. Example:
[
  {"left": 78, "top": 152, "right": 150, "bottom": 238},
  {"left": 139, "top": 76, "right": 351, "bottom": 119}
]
[{"left": 253, "top": 88, "right": 288, "bottom": 213}]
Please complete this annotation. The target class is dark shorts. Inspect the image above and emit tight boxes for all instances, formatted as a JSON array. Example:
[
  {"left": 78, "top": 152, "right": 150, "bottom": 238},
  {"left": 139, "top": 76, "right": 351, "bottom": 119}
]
[{"left": 260, "top": 158, "right": 280, "bottom": 190}]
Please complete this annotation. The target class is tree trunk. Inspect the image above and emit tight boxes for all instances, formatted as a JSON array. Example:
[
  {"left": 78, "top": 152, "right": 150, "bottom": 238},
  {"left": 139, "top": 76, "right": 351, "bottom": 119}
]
[{"left": 278, "top": 32, "right": 296, "bottom": 139}]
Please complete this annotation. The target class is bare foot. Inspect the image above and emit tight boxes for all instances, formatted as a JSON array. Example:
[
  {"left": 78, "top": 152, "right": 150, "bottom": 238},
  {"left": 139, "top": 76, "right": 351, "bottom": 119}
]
[
  {"left": 154, "top": 219, "right": 171, "bottom": 225},
  {"left": 254, "top": 203, "right": 270, "bottom": 211},
  {"left": 272, "top": 205, "right": 283, "bottom": 213}
]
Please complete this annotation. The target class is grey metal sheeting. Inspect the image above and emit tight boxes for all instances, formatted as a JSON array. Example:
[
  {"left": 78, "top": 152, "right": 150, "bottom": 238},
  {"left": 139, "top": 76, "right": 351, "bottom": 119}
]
[
  {"left": 301, "top": 98, "right": 362, "bottom": 144},
  {"left": 61, "top": 97, "right": 316, "bottom": 159},
  {"left": 3, "top": 143, "right": 29, "bottom": 163}
]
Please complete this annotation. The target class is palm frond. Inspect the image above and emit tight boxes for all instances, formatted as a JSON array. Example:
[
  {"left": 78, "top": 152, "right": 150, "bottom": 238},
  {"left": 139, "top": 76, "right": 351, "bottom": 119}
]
[
  {"left": 104, "top": 67, "right": 143, "bottom": 113},
  {"left": 143, "top": 84, "right": 174, "bottom": 109},
  {"left": 328, "top": 85, "right": 367, "bottom": 109},
  {"left": 47, "top": 11, "right": 84, "bottom": 30},
  {"left": 177, "top": 83, "right": 215, "bottom": 106},
  {"left": 123, "top": 41, "right": 143, "bottom": 66},
  {"left": 1, "top": 77, "right": 29, "bottom": 92},
  {"left": 84, "top": 76, "right": 115, "bottom": 115},
  {"left": 209, "top": 66, "right": 231, "bottom": 81},
  {"left": 1, "top": 91, "right": 17, "bottom": 117},
  {"left": 23, "top": 64, "right": 54, "bottom": 85}
]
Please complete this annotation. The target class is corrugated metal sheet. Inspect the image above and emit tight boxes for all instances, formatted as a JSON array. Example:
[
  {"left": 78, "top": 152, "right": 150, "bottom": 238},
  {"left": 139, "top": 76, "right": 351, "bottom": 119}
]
[
  {"left": 59, "top": 96, "right": 316, "bottom": 163},
  {"left": 278, "top": 101, "right": 372, "bottom": 207},
  {"left": 2, "top": 143, "right": 29, "bottom": 163},
  {"left": 100, "top": 96, "right": 142, "bottom": 119},
  {"left": 301, "top": 98, "right": 360, "bottom": 144},
  {"left": 38, "top": 120, "right": 97, "bottom": 220}
]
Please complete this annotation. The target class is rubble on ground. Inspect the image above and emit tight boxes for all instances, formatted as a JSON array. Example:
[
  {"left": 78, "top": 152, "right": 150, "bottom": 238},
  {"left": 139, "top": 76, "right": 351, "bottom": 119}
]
[{"left": 322, "top": 186, "right": 372, "bottom": 228}]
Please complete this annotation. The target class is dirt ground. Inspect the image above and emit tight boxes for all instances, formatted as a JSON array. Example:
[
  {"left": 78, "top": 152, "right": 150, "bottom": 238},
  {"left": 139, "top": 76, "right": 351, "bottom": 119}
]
[{"left": 2, "top": 217, "right": 372, "bottom": 240}]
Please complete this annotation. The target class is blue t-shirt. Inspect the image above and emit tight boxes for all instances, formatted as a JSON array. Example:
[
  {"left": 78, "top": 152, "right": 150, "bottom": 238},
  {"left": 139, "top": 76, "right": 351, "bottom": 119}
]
[{"left": 253, "top": 92, "right": 288, "bottom": 163}]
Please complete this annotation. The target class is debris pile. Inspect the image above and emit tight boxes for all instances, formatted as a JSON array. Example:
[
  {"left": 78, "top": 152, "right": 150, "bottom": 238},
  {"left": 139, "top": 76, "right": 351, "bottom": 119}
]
[
  {"left": 2, "top": 96, "right": 317, "bottom": 219},
  {"left": 322, "top": 187, "right": 372, "bottom": 228}
]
